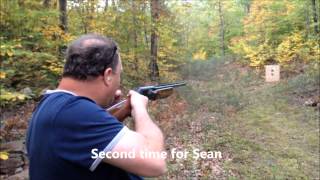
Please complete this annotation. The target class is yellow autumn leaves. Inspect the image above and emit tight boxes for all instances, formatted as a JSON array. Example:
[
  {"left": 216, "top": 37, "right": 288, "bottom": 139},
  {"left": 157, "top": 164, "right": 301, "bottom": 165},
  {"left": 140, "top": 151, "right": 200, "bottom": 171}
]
[
  {"left": 277, "top": 32, "right": 320, "bottom": 64},
  {"left": 0, "top": 152, "right": 9, "bottom": 160},
  {"left": 229, "top": 0, "right": 319, "bottom": 67},
  {"left": 0, "top": 44, "right": 19, "bottom": 57},
  {"left": 231, "top": 32, "right": 319, "bottom": 67},
  {"left": 192, "top": 48, "right": 207, "bottom": 61}
]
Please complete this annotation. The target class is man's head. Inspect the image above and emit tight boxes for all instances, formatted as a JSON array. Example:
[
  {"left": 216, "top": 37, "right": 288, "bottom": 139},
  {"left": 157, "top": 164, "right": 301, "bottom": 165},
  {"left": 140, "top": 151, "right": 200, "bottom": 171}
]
[{"left": 62, "top": 34, "right": 122, "bottom": 107}]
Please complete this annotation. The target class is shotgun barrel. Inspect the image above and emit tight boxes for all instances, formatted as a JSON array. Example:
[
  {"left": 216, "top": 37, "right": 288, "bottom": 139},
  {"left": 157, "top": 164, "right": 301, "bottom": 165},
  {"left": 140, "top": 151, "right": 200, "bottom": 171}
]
[{"left": 106, "top": 82, "right": 186, "bottom": 112}]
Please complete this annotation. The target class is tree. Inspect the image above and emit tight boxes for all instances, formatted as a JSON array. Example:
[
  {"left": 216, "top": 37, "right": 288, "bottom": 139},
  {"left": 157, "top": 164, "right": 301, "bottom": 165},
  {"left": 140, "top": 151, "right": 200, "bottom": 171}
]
[
  {"left": 239, "top": 0, "right": 251, "bottom": 14},
  {"left": 311, "top": 0, "right": 319, "bottom": 34},
  {"left": 150, "top": 0, "right": 160, "bottom": 82},
  {"left": 43, "top": 0, "right": 51, "bottom": 8},
  {"left": 59, "top": 0, "right": 68, "bottom": 32},
  {"left": 131, "top": 0, "right": 139, "bottom": 73},
  {"left": 143, "top": 1, "right": 150, "bottom": 47},
  {"left": 217, "top": 0, "right": 225, "bottom": 56},
  {"left": 229, "top": 0, "right": 319, "bottom": 67},
  {"left": 104, "top": 0, "right": 108, "bottom": 11}
]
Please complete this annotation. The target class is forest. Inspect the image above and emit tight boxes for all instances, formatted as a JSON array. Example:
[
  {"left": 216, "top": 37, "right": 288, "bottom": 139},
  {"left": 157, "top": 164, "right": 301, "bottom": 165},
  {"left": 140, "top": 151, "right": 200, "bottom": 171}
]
[{"left": 0, "top": 0, "right": 319, "bottom": 179}]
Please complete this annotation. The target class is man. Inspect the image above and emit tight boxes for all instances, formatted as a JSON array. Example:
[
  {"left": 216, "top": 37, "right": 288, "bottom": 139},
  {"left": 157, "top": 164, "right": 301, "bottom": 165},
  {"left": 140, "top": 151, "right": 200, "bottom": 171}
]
[{"left": 26, "top": 34, "right": 166, "bottom": 179}]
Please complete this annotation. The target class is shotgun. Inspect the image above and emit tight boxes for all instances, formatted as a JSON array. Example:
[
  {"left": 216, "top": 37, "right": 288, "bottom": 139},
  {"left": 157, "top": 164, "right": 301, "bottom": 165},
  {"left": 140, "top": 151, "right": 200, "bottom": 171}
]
[{"left": 107, "top": 82, "right": 186, "bottom": 113}]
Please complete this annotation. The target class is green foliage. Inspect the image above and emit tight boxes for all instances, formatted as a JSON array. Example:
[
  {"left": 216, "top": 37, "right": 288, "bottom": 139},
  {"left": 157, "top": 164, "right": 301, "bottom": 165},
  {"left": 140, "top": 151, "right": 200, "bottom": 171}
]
[
  {"left": 1, "top": 0, "right": 318, "bottom": 108},
  {"left": 0, "top": 0, "right": 67, "bottom": 108},
  {"left": 1, "top": 0, "right": 192, "bottom": 108},
  {"left": 273, "top": 62, "right": 320, "bottom": 95},
  {"left": 0, "top": 87, "right": 30, "bottom": 108},
  {"left": 277, "top": 32, "right": 320, "bottom": 65},
  {"left": 230, "top": 0, "right": 320, "bottom": 68}
]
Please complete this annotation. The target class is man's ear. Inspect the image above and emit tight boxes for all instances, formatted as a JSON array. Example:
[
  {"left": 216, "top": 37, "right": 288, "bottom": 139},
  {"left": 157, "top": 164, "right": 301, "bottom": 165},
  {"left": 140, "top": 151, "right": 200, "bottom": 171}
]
[{"left": 103, "top": 67, "right": 113, "bottom": 86}]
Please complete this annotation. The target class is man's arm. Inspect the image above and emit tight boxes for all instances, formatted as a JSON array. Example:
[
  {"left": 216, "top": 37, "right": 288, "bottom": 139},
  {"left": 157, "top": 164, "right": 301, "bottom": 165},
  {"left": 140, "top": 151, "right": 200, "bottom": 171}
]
[{"left": 103, "top": 90, "right": 166, "bottom": 177}]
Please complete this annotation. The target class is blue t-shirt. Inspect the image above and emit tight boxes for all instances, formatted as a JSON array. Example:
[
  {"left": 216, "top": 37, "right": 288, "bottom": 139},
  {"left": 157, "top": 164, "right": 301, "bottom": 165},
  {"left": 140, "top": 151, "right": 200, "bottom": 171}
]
[{"left": 26, "top": 90, "right": 143, "bottom": 180}]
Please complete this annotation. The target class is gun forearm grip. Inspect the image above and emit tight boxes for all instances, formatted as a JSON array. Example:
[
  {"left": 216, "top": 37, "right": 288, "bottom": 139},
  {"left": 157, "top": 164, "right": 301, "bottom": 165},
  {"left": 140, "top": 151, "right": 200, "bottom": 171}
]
[{"left": 106, "top": 99, "right": 127, "bottom": 112}]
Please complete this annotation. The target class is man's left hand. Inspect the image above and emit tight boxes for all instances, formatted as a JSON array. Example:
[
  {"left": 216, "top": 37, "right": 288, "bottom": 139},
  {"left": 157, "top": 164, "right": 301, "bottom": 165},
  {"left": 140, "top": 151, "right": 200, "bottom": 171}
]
[{"left": 109, "top": 90, "right": 131, "bottom": 122}]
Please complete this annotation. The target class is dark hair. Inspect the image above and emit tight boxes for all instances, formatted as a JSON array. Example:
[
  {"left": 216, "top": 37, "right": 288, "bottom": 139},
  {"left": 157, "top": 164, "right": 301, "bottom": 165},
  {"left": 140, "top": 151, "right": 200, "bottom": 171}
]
[{"left": 62, "top": 34, "right": 119, "bottom": 80}]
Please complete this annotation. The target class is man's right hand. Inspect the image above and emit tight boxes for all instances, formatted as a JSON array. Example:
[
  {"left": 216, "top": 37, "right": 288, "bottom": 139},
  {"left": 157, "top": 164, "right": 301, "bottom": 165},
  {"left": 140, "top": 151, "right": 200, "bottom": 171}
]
[{"left": 128, "top": 90, "right": 149, "bottom": 118}]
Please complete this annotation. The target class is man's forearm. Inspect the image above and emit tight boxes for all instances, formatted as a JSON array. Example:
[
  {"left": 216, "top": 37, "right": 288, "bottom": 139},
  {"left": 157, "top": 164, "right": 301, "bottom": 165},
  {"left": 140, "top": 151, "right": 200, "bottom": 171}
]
[{"left": 133, "top": 108, "right": 164, "bottom": 151}]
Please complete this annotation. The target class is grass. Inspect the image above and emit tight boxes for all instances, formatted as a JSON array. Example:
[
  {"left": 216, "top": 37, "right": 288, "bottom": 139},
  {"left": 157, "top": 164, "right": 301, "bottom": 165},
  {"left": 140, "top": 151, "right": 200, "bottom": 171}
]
[{"left": 157, "top": 60, "right": 319, "bottom": 179}]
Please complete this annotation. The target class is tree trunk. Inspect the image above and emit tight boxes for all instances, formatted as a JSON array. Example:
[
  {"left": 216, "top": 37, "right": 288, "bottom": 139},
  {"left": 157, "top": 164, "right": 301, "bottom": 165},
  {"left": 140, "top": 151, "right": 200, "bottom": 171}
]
[
  {"left": 241, "top": 0, "right": 251, "bottom": 14},
  {"left": 311, "top": 0, "right": 319, "bottom": 34},
  {"left": 143, "top": 2, "right": 149, "bottom": 47},
  {"left": 245, "top": 3, "right": 250, "bottom": 14},
  {"left": 305, "top": 1, "right": 310, "bottom": 38},
  {"left": 75, "top": 2, "right": 88, "bottom": 34},
  {"left": 43, "top": 0, "right": 50, "bottom": 8},
  {"left": 59, "top": 0, "right": 68, "bottom": 32},
  {"left": 104, "top": 0, "right": 108, "bottom": 11},
  {"left": 87, "top": 0, "right": 96, "bottom": 31},
  {"left": 218, "top": 0, "right": 225, "bottom": 56},
  {"left": 144, "top": 21, "right": 149, "bottom": 47},
  {"left": 112, "top": 0, "right": 116, "bottom": 10},
  {"left": 131, "top": 0, "right": 139, "bottom": 73},
  {"left": 90, "top": 1, "right": 95, "bottom": 14},
  {"left": 150, "top": 0, "right": 160, "bottom": 82}
]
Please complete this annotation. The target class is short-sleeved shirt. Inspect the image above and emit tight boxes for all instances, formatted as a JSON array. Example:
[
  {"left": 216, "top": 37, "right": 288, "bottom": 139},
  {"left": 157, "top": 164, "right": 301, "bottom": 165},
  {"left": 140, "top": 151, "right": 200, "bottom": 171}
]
[{"left": 26, "top": 90, "right": 143, "bottom": 180}]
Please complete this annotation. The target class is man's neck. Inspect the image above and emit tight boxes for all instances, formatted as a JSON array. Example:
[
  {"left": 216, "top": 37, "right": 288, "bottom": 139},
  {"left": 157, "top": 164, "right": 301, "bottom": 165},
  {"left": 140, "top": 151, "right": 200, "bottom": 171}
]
[{"left": 57, "top": 77, "right": 106, "bottom": 106}]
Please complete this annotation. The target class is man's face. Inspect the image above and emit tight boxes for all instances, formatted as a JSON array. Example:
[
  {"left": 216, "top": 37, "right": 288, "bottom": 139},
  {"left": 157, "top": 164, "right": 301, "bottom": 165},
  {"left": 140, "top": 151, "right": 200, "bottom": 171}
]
[
  {"left": 112, "top": 55, "right": 122, "bottom": 91},
  {"left": 107, "top": 55, "right": 123, "bottom": 105},
  {"left": 101, "top": 53, "right": 123, "bottom": 108}
]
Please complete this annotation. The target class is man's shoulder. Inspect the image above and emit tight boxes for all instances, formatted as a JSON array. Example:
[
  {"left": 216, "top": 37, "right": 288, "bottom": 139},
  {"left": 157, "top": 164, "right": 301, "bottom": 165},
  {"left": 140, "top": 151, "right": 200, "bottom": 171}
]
[
  {"left": 37, "top": 92, "right": 111, "bottom": 123},
  {"left": 43, "top": 92, "right": 99, "bottom": 112},
  {"left": 45, "top": 93, "right": 116, "bottom": 125}
]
